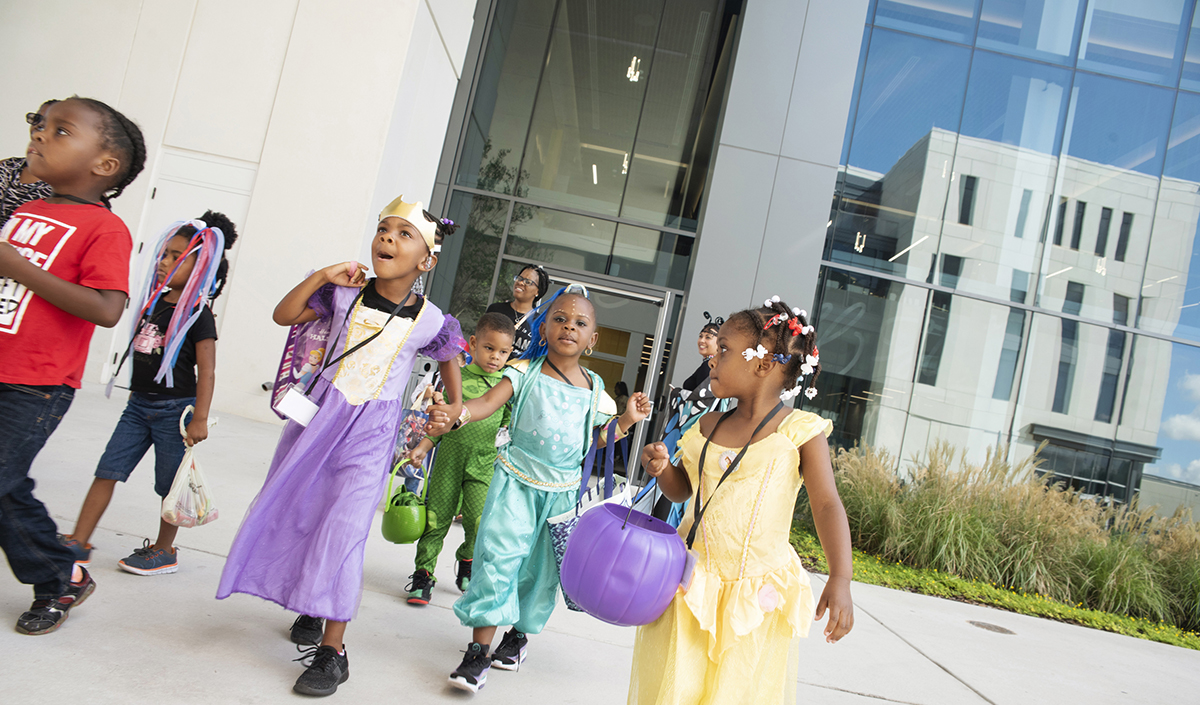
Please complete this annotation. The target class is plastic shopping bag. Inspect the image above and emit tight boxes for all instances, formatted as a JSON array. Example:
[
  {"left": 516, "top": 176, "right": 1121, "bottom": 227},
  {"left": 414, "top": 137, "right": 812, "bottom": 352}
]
[{"left": 161, "top": 406, "right": 219, "bottom": 528}]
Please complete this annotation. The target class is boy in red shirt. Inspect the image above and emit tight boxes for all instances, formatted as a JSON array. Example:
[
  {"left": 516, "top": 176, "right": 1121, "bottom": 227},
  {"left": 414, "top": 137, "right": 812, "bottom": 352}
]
[{"left": 0, "top": 97, "right": 145, "bottom": 635}]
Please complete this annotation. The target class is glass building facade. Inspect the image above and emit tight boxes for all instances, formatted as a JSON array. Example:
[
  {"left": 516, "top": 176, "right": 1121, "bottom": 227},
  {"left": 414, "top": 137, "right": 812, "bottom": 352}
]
[{"left": 814, "top": 0, "right": 1200, "bottom": 501}]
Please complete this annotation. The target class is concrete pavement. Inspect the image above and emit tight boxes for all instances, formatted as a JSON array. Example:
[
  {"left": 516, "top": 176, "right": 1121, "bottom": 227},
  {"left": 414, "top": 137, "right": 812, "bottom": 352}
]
[{"left": 2, "top": 383, "right": 1197, "bottom": 703}]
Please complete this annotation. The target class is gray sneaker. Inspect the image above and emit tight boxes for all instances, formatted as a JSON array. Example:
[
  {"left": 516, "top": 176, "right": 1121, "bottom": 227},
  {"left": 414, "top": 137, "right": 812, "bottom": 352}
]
[{"left": 117, "top": 539, "right": 178, "bottom": 576}]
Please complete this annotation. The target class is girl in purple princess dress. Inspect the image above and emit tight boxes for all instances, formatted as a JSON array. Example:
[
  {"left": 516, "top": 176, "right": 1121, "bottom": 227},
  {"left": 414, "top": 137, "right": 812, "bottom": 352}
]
[{"left": 217, "top": 197, "right": 465, "bottom": 697}]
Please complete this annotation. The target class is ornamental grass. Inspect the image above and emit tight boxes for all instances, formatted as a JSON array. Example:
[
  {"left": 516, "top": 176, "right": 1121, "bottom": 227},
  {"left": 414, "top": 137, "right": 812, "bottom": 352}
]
[{"left": 795, "top": 442, "right": 1200, "bottom": 633}]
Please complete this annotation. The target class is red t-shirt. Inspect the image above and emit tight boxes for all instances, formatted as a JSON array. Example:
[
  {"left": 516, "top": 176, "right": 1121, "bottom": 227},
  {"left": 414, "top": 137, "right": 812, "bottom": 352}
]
[{"left": 0, "top": 200, "right": 132, "bottom": 388}]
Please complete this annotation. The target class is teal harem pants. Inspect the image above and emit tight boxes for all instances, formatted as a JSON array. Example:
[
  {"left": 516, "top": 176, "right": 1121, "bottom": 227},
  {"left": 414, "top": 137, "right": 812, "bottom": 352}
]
[{"left": 453, "top": 462, "right": 576, "bottom": 634}]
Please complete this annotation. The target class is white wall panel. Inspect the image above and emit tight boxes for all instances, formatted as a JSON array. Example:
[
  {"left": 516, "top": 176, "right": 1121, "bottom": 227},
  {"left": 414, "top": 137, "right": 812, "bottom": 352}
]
[{"left": 163, "top": 0, "right": 300, "bottom": 162}]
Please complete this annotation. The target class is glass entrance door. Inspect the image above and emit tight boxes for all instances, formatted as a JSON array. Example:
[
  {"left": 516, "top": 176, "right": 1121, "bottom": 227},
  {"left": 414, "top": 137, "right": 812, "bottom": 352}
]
[{"left": 540, "top": 268, "right": 670, "bottom": 478}]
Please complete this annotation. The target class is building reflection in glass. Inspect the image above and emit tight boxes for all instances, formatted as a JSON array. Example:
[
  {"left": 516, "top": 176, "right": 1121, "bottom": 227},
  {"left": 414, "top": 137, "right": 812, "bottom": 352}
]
[{"left": 812, "top": 1, "right": 1200, "bottom": 509}]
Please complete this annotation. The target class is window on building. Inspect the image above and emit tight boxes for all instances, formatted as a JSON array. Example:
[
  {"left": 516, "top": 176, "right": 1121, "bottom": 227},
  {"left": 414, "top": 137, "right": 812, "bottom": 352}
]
[
  {"left": 917, "top": 255, "right": 963, "bottom": 386},
  {"left": 992, "top": 270, "right": 1029, "bottom": 401},
  {"left": 1095, "top": 207, "right": 1112, "bottom": 257},
  {"left": 1052, "top": 197, "right": 1068, "bottom": 245},
  {"left": 958, "top": 175, "right": 977, "bottom": 225},
  {"left": 1095, "top": 294, "right": 1129, "bottom": 423},
  {"left": 1014, "top": 189, "right": 1032, "bottom": 239},
  {"left": 1070, "top": 201, "right": 1086, "bottom": 250},
  {"left": 1053, "top": 281, "right": 1085, "bottom": 413},
  {"left": 1115, "top": 212, "right": 1133, "bottom": 261}
]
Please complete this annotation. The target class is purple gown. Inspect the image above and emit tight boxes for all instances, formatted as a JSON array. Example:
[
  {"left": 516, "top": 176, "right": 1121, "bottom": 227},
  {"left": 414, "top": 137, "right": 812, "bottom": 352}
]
[{"left": 217, "top": 284, "right": 463, "bottom": 621}]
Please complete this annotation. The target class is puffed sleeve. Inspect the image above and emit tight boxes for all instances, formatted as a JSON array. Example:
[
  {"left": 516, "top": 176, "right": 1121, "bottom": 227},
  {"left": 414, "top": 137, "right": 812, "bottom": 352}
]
[
  {"left": 307, "top": 281, "right": 336, "bottom": 320},
  {"left": 777, "top": 410, "right": 833, "bottom": 448},
  {"left": 417, "top": 314, "right": 467, "bottom": 362}
]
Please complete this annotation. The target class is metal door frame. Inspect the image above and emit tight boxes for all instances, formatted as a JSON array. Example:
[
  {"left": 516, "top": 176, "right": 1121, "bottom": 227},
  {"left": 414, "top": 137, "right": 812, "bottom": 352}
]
[{"left": 540, "top": 267, "right": 671, "bottom": 480}]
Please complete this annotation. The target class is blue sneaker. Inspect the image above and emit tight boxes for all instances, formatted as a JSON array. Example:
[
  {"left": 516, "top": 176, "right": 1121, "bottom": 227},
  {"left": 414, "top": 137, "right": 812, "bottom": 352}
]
[
  {"left": 117, "top": 539, "right": 178, "bottom": 576},
  {"left": 56, "top": 534, "right": 92, "bottom": 567}
]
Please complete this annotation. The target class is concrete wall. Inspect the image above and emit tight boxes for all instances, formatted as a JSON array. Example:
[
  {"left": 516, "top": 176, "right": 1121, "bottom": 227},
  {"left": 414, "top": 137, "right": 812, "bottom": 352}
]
[
  {"left": 672, "top": 0, "right": 871, "bottom": 382},
  {"left": 0, "top": 0, "right": 476, "bottom": 422},
  {"left": 1139, "top": 474, "right": 1200, "bottom": 519}
]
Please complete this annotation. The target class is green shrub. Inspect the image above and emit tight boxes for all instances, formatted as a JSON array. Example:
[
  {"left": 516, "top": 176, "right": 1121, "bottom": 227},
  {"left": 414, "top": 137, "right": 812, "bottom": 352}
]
[{"left": 795, "top": 442, "right": 1200, "bottom": 635}]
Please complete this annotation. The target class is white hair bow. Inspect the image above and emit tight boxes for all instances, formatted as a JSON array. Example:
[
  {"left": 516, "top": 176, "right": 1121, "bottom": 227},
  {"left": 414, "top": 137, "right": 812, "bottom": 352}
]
[{"left": 742, "top": 344, "right": 768, "bottom": 361}]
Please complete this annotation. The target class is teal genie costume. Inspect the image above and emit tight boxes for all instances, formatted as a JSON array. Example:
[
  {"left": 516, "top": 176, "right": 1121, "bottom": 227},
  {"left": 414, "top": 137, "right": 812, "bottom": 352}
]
[
  {"left": 452, "top": 356, "right": 616, "bottom": 633},
  {"left": 414, "top": 363, "right": 510, "bottom": 577}
]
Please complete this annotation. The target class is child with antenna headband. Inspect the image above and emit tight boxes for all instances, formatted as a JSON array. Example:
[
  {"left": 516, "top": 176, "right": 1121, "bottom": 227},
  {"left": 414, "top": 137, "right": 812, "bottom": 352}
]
[
  {"left": 426, "top": 283, "right": 653, "bottom": 694},
  {"left": 61, "top": 211, "right": 238, "bottom": 576}
]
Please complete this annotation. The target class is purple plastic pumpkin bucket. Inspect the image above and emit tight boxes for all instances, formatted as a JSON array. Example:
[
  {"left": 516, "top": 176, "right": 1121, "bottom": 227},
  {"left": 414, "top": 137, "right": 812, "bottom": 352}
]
[{"left": 559, "top": 503, "right": 686, "bottom": 626}]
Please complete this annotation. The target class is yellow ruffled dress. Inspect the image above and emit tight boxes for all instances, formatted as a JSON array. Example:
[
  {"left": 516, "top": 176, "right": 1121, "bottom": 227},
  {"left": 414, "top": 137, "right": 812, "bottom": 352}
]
[{"left": 627, "top": 410, "right": 833, "bottom": 705}]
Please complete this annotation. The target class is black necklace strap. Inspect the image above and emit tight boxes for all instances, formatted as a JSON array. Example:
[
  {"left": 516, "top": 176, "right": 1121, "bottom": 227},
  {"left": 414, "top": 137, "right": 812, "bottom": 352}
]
[
  {"left": 544, "top": 356, "right": 593, "bottom": 391},
  {"left": 685, "top": 402, "right": 785, "bottom": 550},
  {"left": 51, "top": 192, "right": 105, "bottom": 208}
]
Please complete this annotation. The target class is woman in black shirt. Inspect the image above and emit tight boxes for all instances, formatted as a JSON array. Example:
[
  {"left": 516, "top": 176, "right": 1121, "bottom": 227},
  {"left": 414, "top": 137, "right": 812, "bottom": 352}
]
[{"left": 485, "top": 264, "right": 548, "bottom": 355}]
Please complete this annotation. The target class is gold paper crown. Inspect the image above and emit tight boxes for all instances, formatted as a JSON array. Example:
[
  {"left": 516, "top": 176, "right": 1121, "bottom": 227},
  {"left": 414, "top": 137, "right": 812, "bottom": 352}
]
[{"left": 379, "top": 195, "right": 438, "bottom": 252}]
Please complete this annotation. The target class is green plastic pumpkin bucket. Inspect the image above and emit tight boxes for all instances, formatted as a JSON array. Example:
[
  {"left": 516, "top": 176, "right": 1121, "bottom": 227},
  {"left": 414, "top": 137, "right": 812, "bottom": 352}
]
[{"left": 382, "top": 459, "right": 427, "bottom": 544}]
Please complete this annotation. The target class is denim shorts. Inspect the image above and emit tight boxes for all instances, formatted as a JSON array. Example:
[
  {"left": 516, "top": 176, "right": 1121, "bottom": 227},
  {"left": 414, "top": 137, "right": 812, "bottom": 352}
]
[{"left": 95, "top": 393, "right": 195, "bottom": 498}]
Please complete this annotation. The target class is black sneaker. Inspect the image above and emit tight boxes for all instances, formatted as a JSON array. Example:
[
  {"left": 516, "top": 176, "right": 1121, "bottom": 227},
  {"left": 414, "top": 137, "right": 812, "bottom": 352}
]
[
  {"left": 291, "top": 614, "right": 325, "bottom": 645},
  {"left": 15, "top": 566, "right": 96, "bottom": 635},
  {"left": 490, "top": 628, "right": 528, "bottom": 671},
  {"left": 406, "top": 569, "right": 435, "bottom": 606},
  {"left": 455, "top": 559, "right": 472, "bottom": 593},
  {"left": 449, "top": 642, "right": 490, "bottom": 693},
  {"left": 293, "top": 644, "right": 349, "bottom": 696}
]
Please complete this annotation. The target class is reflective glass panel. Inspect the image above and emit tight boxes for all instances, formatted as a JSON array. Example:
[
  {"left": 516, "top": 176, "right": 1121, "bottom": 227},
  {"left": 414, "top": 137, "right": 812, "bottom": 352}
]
[
  {"left": 1181, "top": 8, "right": 1200, "bottom": 91},
  {"left": 1038, "top": 73, "right": 1174, "bottom": 322},
  {"left": 976, "top": 0, "right": 1084, "bottom": 65},
  {"left": 828, "top": 30, "right": 971, "bottom": 280},
  {"left": 504, "top": 205, "right": 617, "bottom": 276},
  {"left": 428, "top": 191, "right": 509, "bottom": 328},
  {"left": 907, "top": 291, "right": 1029, "bottom": 467},
  {"left": 609, "top": 224, "right": 692, "bottom": 290},
  {"left": 1137, "top": 91, "right": 1200, "bottom": 342},
  {"left": 1128, "top": 339, "right": 1200, "bottom": 487},
  {"left": 1078, "top": 0, "right": 1191, "bottom": 86},
  {"left": 455, "top": 0, "right": 558, "bottom": 194},
  {"left": 1009, "top": 312, "right": 1133, "bottom": 495},
  {"left": 810, "top": 267, "right": 923, "bottom": 452},
  {"left": 620, "top": 0, "right": 722, "bottom": 232},
  {"left": 874, "top": 0, "right": 980, "bottom": 43},
  {"left": 940, "top": 52, "right": 1071, "bottom": 302},
  {"left": 517, "top": 0, "right": 666, "bottom": 216}
]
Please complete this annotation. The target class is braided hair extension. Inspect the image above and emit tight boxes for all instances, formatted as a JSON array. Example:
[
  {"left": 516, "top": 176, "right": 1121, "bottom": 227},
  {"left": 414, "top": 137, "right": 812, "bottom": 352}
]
[
  {"left": 67, "top": 96, "right": 146, "bottom": 208},
  {"left": 725, "top": 297, "right": 820, "bottom": 401},
  {"left": 175, "top": 210, "right": 239, "bottom": 300},
  {"left": 515, "top": 283, "right": 592, "bottom": 361}
]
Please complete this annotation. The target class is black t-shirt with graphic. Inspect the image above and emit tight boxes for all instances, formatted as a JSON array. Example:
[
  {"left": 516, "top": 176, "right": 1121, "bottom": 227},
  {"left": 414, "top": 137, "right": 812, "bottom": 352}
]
[
  {"left": 130, "top": 298, "right": 218, "bottom": 397},
  {"left": 486, "top": 301, "right": 532, "bottom": 355}
]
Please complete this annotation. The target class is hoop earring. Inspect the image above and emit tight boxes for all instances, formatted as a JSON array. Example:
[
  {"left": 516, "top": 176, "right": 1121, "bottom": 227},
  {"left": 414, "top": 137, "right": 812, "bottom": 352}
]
[{"left": 585, "top": 346, "right": 594, "bottom": 356}]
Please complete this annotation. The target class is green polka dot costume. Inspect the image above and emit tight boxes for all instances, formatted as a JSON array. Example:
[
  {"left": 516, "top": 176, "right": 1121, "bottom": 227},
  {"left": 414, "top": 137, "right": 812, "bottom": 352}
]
[{"left": 413, "top": 363, "right": 510, "bottom": 575}]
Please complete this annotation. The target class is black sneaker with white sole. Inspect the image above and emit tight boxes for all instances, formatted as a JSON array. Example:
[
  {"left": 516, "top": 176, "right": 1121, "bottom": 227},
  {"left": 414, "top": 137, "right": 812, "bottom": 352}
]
[
  {"left": 291, "top": 614, "right": 325, "bottom": 645},
  {"left": 449, "top": 642, "right": 491, "bottom": 693},
  {"left": 15, "top": 566, "right": 96, "bottom": 636},
  {"left": 490, "top": 628, "right": 528, "bottom": 671},
  {"left": 293, "top": 644, "right": 349, "bottom": 696}
]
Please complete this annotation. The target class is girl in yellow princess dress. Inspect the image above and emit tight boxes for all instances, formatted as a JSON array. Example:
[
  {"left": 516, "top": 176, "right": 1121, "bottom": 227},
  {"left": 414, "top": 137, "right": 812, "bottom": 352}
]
[{"left": 633, "top": 296, "right": 854, "bottom": 705}]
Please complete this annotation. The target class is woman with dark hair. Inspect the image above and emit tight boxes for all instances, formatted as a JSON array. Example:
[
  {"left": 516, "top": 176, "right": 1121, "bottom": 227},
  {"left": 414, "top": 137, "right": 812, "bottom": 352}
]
[
  {"left": 485, "top": 264, "right": 548, "bottom": 355},
  {"left": 657, "top": 312, "right": 731, "bottom": 526}
]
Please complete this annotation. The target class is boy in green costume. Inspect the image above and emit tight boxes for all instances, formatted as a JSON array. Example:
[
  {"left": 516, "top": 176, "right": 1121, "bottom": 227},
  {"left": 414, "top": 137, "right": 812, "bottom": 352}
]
[{"left": 406, "top": 312, "right": 515, "bottom": 605}]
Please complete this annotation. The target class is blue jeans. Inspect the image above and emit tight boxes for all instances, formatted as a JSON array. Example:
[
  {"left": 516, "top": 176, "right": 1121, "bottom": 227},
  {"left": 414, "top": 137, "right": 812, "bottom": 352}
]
[
  {"left": 95, "top": 393, "right": 194, "bottom": 498},
  {"left": 0, "top": 383, "right": 76, "bottom": 599}
]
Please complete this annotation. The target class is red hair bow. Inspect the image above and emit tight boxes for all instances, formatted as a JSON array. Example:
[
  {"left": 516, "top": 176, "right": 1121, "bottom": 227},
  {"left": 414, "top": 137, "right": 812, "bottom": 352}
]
[{"left": 787, "top": 317, "right": 803, "bottom": 337}]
